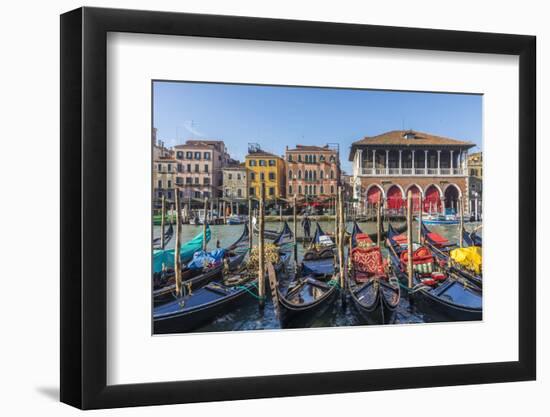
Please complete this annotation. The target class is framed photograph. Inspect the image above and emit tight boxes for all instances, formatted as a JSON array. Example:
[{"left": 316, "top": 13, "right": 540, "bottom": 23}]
[{"left": 60, "top": 6, "right": 536, "bottom": 409}]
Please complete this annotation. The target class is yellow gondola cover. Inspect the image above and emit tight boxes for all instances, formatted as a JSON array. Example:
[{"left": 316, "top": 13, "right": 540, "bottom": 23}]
[{"left": 450, "top": 247, "right": 482, "bottom": 274}]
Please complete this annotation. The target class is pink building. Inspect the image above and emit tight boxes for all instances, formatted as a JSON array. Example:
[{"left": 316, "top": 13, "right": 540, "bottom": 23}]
[
  {"left": 285, "top": 144, "right": 340, "bottom": 199},
  {"left": 174, "top": 139, "right": 230, "bottom": 201}
]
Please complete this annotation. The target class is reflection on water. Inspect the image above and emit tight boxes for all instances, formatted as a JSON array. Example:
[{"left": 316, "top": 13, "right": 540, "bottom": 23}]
[{"left": 153, "top": 220, "right": 482, "bottom": 332}]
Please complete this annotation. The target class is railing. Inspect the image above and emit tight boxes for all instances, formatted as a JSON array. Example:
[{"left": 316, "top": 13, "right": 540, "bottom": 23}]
[{"left": 360, "top": 167, "right": 466, "bottom": 177}]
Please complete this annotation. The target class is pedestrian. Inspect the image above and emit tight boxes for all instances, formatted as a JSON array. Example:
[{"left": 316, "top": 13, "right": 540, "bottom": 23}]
[{"left": 302, "top": 214, "right": 311, "bottom": 239}]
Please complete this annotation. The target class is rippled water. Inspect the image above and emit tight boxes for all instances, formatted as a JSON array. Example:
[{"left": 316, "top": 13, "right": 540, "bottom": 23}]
[{"left": 153, "top": 220, "right": 482, "bottom": 333}]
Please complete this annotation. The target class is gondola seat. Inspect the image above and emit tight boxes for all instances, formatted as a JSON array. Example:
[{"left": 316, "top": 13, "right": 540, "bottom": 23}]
[
  {"left": 352, "top": 246, "right": 387, "bottom": 282},
  {"left": 400, "top": 246, "right": 435, "bottom": 275},
  {"left": 425, "top": 231, "right": 450, "bottom": 246}
]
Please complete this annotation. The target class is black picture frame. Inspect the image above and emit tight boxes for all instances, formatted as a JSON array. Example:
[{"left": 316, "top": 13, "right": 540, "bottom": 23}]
[{"left": 60, "top": 6, "right": 536, "bottom": 410}]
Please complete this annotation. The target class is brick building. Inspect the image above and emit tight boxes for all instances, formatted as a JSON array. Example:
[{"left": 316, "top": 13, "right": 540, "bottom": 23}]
[
  {"left": 349, "top": 130, "right": 475, "bottom": 214},
  {"left": 284, "top": 144, "right": 340, "bottom": 199}
]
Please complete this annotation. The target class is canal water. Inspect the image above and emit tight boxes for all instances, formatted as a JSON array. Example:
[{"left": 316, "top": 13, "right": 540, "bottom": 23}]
[{"left": 153, "top": 220, "right": 482, "bottom": 333}]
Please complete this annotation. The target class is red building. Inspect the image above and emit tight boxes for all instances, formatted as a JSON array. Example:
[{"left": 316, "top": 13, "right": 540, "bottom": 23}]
[{"left": 349, "top": 130, "right": 476, "bottom": 214}]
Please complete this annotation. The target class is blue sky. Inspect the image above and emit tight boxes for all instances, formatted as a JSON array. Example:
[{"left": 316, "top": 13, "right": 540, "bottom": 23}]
[{"left": 153, "top": 81, "right": 482, "bottom": 173}]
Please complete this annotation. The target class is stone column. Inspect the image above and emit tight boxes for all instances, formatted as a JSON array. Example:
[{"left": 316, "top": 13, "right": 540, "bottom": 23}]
[
  {"left": 372, "top": 149, "right": 376, "bottom": 172},
  {"left": 424, "top": 150, "right": 428, "bottom": 172},
  {"left": 399, "top": 150, "right": 402, "bottom": 175},
  {"left": 357, "top": 149, "right": 363, "bottom": 175},
  {"left": 437, "top": 150, "right": 441, "bottom": 175},
  {"left": 385, "top": 149, "right": 389, "bottom": 174},
  {"left": 412, "top": 150, "right": 415, "bottom": 173},
  {"left": 450, "top": 150, "right": 454, "bottom": 173}
]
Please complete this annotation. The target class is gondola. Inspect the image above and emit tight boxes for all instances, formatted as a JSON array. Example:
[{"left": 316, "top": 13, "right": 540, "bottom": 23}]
[
  {"left": 153, "top": 223, "right": 294, "bottom": 334},
  {"left": 420, "top": 223, "right": 482, "bottom": 288},
  {"left": 253, "top": 222, "right": 281, "bottom": 240},
  {"left": 347, "top": 222, "right": 400, "bottom": 324},
  {"left": 273, "top": 266, "right": 339, "bottom": 327},
  {"left": 462, "top": 228, "right": 482, "bottom": 247},
  {"left": 153, "top": 226, "right": 211, "bottom": 274},
  {"left": 386, "top": 224, "right": 482, "bottom": 321},
  {"left": 301, "top": 223, "right": 336, "bottom": 277},
  {"left": 153, "top": 224, "right": 250, "bottom": 306},
  {"left": 153, "top": 223, "right": 174, "bottom": 249}
]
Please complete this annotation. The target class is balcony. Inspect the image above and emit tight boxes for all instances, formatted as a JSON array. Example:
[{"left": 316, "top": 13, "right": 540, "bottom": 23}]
[{"left": 360, "top": 167, "right": 466, "bottom": 177}]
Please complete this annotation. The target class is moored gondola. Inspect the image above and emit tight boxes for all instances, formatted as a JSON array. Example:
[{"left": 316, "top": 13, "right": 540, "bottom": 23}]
[
  {"left": 153, "top": 226, "right": 211, "bottom": 274},
  {"left": 347, "top": 222, "right": 400, "bottom": 324},
  {"left": 153, "top": 223, "right": 174, "bottom": 249},
  {"left": 301, "top": 223, "right": 336, "bottom": 277},
  {"left": 420, "top": 222, "right": 482, "bottom": 289},
  {"left": 153, "top": 224, "right": 250, "bottom": 306},
  {"left": 462, "top": 228, "right": 482, "bottom": 247},
  {"left": 153, "top": 223, "right": 293, "bottom": 334},
  {"left": 386, "top": 224, "right": 482, "bottom": 321}
]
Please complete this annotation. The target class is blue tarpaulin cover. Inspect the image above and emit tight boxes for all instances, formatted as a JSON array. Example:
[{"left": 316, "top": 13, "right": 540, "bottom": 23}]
[{"left": 187, "top": 248, "right": 226, "bottom": 270}]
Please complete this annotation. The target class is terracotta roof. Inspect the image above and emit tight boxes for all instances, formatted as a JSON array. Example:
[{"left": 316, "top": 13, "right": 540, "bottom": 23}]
[
  {"left": 286, "top": 145, "right": 333, "bottom": 152},
  {"left": 348, "top": 130, "right": 475, "bottom": 161},
  {"left": 246, "top": 151, "right": 282, "bottom": 159},
  {"left": 223, "top": 165, "right": 247, "bottom": 171},
  {"left": 174, "top": 142, "right": 212, "bottom": 149}
]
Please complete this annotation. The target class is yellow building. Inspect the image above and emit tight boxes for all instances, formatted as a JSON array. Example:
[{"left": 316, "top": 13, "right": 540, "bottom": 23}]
[{"left": 245, "top": 150, "right": 286, "bottom": 200}]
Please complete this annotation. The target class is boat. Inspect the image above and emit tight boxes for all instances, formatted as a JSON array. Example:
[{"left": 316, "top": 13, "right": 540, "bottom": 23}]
[
  {"left": 153, "top": 223, "right": 294, "bottom": 334},
  {"left": 153, "top": 226, "right": 211, "bottom": 274},
  {"left": 152, "top": 223, "right": 174, "bottom": 249},
  {"left": 301, "top": 223, "right": 336, "bottom": 277},
  {"left": 272, "top": 267, "right": 339, "bottom": 328},
  {"left": 347, "top": 222, "right": 400, "bottom": 324},
  {"left": 152, "top": 224, "right": 250, "bottom": 306},
  {"left": 462, "top": 228, "right": 482, "bottom": 247},
  {"left": 420, "top": 223, "right": 482, "bottom": 289},
  {"left": 253, "top": 221, "right": 281, "bottom": 240},
  {"left": 386, "top": 224, "right": 482, "bottom": 321},
  {"left": 226, "top": 214, "right": 247, "bottom": 225}
]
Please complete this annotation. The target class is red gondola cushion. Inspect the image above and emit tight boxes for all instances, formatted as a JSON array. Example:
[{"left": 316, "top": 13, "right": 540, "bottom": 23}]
[
  {"left": 356, "top": 233, "right": 373, "bottom": 243},
  {"left": 427, "top": 232, "right": 449, "bottom": 245},
  {"left": 400, "top": 246, "right": 433, "bottom": 265},
  {"left": 431, "top": 272, "right": 446, "bottom": 281},
  {"left": 352, "top": 246, "right": 386, "bottom": 281}
]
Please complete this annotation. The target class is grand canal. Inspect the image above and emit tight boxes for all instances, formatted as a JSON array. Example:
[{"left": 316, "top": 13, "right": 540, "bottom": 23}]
[{"left": 153, "top": 220, "right": 482, "bottom": 333}]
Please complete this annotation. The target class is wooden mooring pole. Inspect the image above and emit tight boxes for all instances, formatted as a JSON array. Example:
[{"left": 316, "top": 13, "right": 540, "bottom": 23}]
[
  {"left": 459, "top": 197, "right": 464, "bottom": 247},
  {"left": 202, "top": 197, "right": 208, "bottom": 251},
  {"left": 376, "top": 196, "right": 381, "bottom": 247},
  {"left": 174, "top": 191, "right": 182, "bottom": 297},
  {"left": 338, "top": 187, "right": 345, "bottom": 290},
  {"left": 406, "top": 191, "right": 413, "bottom": 289},
  {"left": 293, "top": 195, "right": 298, "bottom": 264},
  {"left": 418, "top": 195, "right": 423, "bottom": 244},
  {"left": 160, "top": 194, "right": 166, "bottom": 249},
  {"left": 248, "top": 198, "right": 253, "bottom": 251},
  {"left": 258, "top": 184, "right": 266, "bottom": 310}
]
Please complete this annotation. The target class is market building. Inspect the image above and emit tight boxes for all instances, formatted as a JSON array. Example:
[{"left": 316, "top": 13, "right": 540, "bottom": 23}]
[
  {"left": 284, "top": 144, "right": 340, "bottom": 201},
  {"left": 349, "top": 130, "right": 476, "bottom": 214},
  {"left": 245, "top": 144, "right": 286, "bottom": 201}
]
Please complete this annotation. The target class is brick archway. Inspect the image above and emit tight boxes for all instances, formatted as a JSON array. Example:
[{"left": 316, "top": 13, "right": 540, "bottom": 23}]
[
  {"left": 424, "top": 184, "right": 442, "bottom": 213},
  {"left": 366, "top": 184, "right": 384, "bottom": 205},
  {"left": 444, "top": 183, "right": 461, "bottom": 211},
  {"left": 386, "top": 185, "right": 404, "bottom": 210}
]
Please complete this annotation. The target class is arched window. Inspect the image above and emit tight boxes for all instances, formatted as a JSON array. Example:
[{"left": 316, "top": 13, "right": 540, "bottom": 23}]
[
  {"left": 313, "top": 185, "right": 316, "bottom": 195},
  {"left": 313, "top": 171, "right": 317, "bottom": 180},
  {"left": 298, "top": 185, "right": 302, "bottom": 194},
  {"left": 320, "top": 185, "right": 324, "bottom": 194},
  {"left": 331, "top": 185, "right": 334, "bottom": 194},
  {"left": 289, "top": 185, "right": 293, "bottom": 195},
  {"left": 320, "top": 170, "right": 324, "bottom": 179},
  {"left": 298, "top": 170, "right": 302, "bottom": 179},
  {"left": 288, "top": 169, "right": 293, "bottom": 179},
  {"left": 330, "top": 170, "right": 334, "bottom": 179}
]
